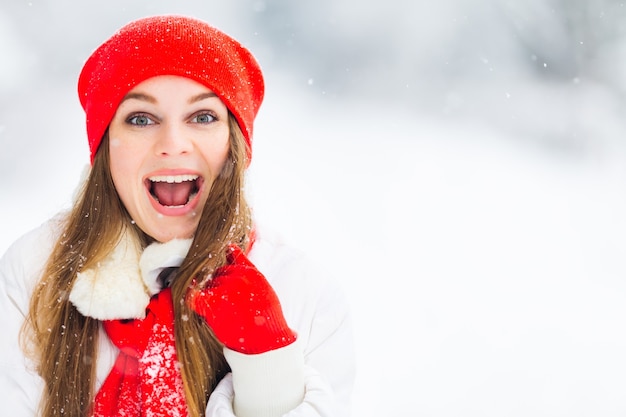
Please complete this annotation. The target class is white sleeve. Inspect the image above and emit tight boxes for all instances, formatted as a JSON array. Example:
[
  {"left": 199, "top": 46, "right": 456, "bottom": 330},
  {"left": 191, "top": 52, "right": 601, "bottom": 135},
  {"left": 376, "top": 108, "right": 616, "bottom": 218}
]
[
  {"left": 0, "top": 222, "right": 57, "bottom": 416},
  {"left": 206, "top": 365, "right": 337, "bottom": 417},
  {"left": 224, "top": 340, "right": 305, "bottom": 417}
]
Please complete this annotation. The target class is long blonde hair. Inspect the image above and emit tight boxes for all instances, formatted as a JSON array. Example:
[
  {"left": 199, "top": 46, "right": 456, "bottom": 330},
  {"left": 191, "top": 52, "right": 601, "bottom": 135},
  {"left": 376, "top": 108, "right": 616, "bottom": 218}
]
[{"left": 22, "top": 114, "right": 252, "bottom": 417}]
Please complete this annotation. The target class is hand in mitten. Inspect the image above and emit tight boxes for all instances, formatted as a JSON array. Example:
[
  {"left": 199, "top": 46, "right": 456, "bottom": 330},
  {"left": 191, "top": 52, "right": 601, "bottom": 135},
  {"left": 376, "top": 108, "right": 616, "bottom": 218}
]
[{"left": 187, "top": 245, "right": 297, "bottom": 354}]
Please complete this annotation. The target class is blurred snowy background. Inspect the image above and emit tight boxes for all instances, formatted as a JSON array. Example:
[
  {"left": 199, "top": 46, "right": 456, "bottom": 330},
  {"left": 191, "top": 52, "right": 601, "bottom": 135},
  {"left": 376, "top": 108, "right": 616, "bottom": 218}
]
[{"left": 2, "top": 0, "right": 626, "bottom": 415}]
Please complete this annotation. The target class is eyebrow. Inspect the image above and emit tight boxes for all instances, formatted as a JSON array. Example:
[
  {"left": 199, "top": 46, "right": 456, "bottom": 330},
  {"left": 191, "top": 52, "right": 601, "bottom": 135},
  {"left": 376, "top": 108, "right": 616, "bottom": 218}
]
[
  {"left": 121, "top": 92, "right": 157, "bottom": 104},
  {"left": 189, "top": 92, "right": 218, "bottom": 104}
]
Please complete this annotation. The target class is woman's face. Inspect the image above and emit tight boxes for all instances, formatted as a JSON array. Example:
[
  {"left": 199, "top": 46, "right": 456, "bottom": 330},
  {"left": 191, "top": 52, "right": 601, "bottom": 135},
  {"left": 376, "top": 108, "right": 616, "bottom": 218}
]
[{"left": 108, "top": 75, "right": 230, "bottom": 242}]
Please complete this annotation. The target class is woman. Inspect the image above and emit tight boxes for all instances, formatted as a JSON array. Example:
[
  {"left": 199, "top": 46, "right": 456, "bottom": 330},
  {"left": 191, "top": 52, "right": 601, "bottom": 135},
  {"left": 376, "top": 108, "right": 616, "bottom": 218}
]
[{"left": 0, "top": 15, "right": 354, "bottom": 417}]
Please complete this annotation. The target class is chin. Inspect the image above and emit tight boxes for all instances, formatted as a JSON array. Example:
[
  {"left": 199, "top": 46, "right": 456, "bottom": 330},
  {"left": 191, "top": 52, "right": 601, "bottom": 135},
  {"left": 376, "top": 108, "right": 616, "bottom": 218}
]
[{"left": 141, "top": 222, "right": 195, "bottom": 243}]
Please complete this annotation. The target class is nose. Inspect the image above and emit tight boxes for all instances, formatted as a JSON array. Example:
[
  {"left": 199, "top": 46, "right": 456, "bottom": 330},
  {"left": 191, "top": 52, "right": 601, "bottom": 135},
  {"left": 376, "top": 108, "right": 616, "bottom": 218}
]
[{"left": 154, "top": 122, "right": 193, "bottom": 156}]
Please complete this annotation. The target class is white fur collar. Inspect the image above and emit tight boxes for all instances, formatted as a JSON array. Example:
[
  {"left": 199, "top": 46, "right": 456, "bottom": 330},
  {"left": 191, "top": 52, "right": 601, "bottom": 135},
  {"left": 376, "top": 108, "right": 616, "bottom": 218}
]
[{"left": 69, "top": 233, "right": 192, "bottom": 320}]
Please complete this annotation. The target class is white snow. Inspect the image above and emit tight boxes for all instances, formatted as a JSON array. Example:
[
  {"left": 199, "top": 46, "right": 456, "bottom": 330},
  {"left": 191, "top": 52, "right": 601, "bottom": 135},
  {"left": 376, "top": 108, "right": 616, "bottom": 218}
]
[{"left": 2, "top": 2, "right": 626, "bottom": 416}]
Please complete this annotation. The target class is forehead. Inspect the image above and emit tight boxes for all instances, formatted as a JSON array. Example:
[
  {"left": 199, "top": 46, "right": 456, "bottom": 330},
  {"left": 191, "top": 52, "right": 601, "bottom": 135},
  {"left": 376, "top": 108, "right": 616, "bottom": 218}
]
[{"left": 125, "top": 75, "right": 214, "bottom": 96}]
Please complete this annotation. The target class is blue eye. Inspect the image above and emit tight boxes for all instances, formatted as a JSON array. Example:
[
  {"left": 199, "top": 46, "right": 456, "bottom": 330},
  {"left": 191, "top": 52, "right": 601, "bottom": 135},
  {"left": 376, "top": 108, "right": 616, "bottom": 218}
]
[
  {"left": 192, "top": 112, "right": 216, "bottom": 124},
  {"left": 127, "top": 114, "right": 154, "bottom": 126}
]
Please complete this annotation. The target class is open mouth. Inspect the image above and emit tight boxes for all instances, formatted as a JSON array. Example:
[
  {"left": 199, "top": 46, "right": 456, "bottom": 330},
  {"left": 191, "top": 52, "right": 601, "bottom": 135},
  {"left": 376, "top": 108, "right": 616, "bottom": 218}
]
[{"left": 147, "top": 174, "right": 201, "bottom": 208}]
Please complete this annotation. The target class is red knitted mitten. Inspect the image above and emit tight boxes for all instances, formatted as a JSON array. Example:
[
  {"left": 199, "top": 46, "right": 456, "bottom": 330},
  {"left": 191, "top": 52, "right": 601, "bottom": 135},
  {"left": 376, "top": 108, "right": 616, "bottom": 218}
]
[{"left": 187, "top": 245, "right": 297, "bottom": 354}]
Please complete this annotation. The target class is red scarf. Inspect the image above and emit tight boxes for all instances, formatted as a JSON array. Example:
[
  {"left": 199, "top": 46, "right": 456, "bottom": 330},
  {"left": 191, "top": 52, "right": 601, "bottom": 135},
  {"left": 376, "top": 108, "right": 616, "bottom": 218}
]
[{"left": 91, "top": 287, "right": 188, "bottom": 417}]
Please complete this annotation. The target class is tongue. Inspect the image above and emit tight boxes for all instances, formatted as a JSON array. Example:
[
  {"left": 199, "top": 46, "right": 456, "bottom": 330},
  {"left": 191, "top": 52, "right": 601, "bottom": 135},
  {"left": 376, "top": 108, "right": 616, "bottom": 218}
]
[{"left": 152, "top": 181, "right": 194, "bottom": 206}]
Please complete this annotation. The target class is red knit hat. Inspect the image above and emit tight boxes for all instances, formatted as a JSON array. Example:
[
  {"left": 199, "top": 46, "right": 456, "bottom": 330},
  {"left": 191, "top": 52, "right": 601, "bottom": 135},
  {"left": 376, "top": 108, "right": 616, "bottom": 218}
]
[{"left": 78, "top": 15, "right": 264, "bottom": 164}]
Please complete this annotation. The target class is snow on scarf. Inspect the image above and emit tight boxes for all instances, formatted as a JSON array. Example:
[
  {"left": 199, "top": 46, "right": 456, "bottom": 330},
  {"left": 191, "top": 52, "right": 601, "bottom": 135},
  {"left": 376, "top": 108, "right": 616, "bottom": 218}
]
[{"left": 91, "top": 287, "right": 187, "bottom": 417}]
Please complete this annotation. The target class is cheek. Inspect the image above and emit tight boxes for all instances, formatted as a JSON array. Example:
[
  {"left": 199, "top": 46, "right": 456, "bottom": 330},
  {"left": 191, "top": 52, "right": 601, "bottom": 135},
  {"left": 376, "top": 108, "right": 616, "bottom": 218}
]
[
  {"left": 109, "top": 137, "right": 122, "bottom": 149},
  {"left": 108, "top": 138, "right": 138, "bottom": 195},
  {"left": 213, "top": 143, "right": 231, "bottom": 171},
  {"left": 201, "top": 133, "right": 231, "bottom": 173},
  {"left": 109, "top": 138, "right": 126, "bottom": 178}
]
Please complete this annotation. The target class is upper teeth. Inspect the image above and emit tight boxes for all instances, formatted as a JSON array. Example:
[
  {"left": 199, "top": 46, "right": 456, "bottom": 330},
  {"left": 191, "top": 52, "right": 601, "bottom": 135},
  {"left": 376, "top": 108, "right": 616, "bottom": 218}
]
[{"left": 149, "top": 174, "right": 198, "bottom": 183}]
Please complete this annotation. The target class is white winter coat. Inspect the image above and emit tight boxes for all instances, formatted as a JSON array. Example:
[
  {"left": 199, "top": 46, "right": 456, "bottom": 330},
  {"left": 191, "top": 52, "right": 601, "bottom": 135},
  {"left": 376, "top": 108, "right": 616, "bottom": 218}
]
[{"left": 0, "top": 215, "right": 355, "bottom": 416}]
